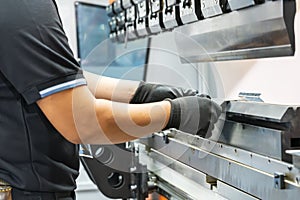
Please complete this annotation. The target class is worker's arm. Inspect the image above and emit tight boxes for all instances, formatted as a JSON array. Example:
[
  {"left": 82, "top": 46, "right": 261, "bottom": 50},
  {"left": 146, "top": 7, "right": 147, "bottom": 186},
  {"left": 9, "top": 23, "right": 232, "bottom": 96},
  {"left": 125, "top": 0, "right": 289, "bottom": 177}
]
[
  {"left": 37, "top": 85, "right": 171, "bottom": 144},
  {"left": 83, "top": 70, "right": 199, "bottom": 104},
  {"left": 83, "top": 70, "right": 140, "bottom": 103}
]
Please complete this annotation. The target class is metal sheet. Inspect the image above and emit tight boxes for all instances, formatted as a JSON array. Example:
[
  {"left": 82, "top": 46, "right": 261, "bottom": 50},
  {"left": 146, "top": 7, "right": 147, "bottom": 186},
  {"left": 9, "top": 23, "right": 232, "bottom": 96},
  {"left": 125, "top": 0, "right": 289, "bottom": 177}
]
[
  {"left": 140, "top": 130, "right": 300, "bottom": 183},
  {"left": 220, "top": 101, "right": 300, "bottom": 162},
  {"left": 175, "top": 0, "right": 296, "bottom": 62},
  {"left": 226, "top": 101, "right": 296, "bottom": 122},
  {"left": 219, "top": 120, "right": 283, "bottom": 160},
  {"left": 139, "top": 134, "right": 300, "bottom": 199},
  {"left": 228, "top": 0, "right": 255, "bottom": 11},
  {"left": 140, "top": 149, "right": 229, "bottom": 200},
  {"left": 215, "top": 180, "right": 258, "bottom": 200}
]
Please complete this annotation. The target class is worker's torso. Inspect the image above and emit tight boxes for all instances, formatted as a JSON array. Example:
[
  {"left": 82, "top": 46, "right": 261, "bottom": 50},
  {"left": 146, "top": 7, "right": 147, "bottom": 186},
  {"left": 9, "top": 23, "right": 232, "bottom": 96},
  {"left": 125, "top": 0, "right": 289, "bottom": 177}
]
[
  {"left": 0, "top": 0, "right": 79, "bottom": 192},
  {"left": 0, "top": 69, "right": 79, "bottom": 192}
]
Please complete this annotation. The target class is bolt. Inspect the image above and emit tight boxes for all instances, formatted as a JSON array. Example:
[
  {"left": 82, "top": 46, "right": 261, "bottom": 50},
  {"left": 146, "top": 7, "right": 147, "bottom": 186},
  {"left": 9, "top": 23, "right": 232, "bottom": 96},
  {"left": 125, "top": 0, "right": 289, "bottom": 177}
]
[
  {"left": 130, "top": 185, "right": 137, "bottom": 191},
  {"left": 130, "top": 166, "right": 137, "bottom": 173}
]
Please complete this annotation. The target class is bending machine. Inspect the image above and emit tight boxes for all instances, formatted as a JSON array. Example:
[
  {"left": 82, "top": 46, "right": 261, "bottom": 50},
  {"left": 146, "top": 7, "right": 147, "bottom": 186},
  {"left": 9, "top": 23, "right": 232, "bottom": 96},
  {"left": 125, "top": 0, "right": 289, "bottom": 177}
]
[
  {"left": 137, "top": 100, "right": 300, "bottom": 199},
  {"left": 79, "top": 0, "right": 300, "bottom": 199},
  {"left": 80, "top": 99, "right": 300, "bottom": 199}
]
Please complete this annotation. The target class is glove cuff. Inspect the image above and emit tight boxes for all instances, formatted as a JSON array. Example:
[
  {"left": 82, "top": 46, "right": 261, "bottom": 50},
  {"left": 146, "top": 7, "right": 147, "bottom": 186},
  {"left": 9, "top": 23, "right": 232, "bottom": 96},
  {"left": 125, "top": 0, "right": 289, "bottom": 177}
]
[
  {"left": 130, "top": 81, "right": 149, "bottom": 104},
  {"left": 163, "top": 99, "right": 181, "bottom": 130}
]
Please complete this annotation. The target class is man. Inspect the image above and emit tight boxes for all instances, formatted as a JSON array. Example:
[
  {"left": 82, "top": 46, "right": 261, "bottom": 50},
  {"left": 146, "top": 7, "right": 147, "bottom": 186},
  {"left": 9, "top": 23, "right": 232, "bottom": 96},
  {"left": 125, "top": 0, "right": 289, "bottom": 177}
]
[{"left": 0, "top": 0, "right": 221, "bottom": 199}]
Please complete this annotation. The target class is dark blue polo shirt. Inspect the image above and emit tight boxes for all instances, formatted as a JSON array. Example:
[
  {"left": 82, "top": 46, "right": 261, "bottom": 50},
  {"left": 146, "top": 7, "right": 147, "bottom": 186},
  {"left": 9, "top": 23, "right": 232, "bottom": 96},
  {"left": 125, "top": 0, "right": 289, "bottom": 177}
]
[{"left": 0, "top": 0, "right": 86, "bottom": 192}]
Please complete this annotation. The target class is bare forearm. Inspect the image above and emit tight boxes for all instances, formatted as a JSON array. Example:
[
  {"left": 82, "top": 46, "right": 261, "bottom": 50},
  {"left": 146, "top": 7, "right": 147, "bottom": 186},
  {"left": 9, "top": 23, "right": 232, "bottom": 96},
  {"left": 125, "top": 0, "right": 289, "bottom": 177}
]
[
  {"left": 83, "top": 70, "right": 140, "bottom": 103},
  {"left": 38, "top": 85, "right": 170, "bottom": 145},
  {"left": 73, "top": 87, "right": 171, "bottom": 144},
  {"left": 90, "top": 99, "right": 170, "bottom": 144}
]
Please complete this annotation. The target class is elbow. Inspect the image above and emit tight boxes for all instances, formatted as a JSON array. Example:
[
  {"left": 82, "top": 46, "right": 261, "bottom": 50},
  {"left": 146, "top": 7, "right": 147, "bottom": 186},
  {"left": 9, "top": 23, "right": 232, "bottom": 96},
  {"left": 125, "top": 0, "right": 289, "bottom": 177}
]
[
  {"left": 60, "top": 131, "right": 83, "bottom": 144},
  {"left": 68, "top": 137, "right": 82, "bottom": 145}
]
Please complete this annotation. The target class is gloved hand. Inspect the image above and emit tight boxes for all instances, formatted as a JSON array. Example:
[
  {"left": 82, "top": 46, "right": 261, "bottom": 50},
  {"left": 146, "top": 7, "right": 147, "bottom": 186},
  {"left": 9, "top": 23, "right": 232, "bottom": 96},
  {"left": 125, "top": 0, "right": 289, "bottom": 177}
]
[
  {"left": 130, "top": 82, "right": 203, "bottom": 104},
  {"left": 164, "top": 96, "right": 222, "bottom": 137}
]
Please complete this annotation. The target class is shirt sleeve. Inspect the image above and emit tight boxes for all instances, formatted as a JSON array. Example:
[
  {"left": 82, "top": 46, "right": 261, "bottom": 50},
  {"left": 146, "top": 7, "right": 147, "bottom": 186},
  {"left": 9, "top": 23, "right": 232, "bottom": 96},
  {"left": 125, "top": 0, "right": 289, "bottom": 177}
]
[{"left": 0, "top": 1, "right": 87, "bottom": 105}]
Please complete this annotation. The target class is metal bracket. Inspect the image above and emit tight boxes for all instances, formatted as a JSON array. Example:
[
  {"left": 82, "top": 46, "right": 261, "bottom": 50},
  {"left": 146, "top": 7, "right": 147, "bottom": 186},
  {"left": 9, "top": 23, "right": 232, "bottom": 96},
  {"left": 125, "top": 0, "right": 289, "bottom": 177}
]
[
  {"left": 286, "top": 150, "right": 300, "bottom": 169},
  {"left": 238, "top": 92, "right": 263, "bottom": 102},
  {"left": 274, "top": 172, "right": 285, "bottom": 190},
  {"left": 80, "top": 143, "right": 149, "bottom": 199}
]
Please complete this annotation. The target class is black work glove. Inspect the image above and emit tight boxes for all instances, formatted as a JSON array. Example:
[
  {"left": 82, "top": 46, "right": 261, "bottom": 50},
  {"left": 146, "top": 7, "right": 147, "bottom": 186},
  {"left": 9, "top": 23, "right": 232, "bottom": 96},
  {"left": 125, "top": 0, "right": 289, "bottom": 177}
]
[
  {"left": 164, "top": 96, "right": 222, "bottom": 137},
  {"left": 130, "top": 82, "right": 203, "bottom": 104}
]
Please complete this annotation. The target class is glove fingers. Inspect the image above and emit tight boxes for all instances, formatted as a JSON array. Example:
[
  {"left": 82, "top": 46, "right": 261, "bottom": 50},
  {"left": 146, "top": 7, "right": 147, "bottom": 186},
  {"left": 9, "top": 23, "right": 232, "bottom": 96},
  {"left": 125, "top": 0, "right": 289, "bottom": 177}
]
[
  {"left": 197, "top": 93, "right": 211, "bottom": 99},
  {"left": 197, "top": 99, "right": 222, "bottom": 138},
  {"left": 166, "top": 96, "right": 222, "bottom": 138},
  {"left": 178, "top": 97, "right": 201, "bottom": 135}
]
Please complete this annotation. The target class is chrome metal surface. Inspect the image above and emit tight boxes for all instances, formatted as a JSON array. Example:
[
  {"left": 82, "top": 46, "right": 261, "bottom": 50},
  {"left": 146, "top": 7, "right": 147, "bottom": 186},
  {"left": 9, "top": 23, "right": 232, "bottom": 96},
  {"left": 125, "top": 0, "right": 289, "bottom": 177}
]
[
  {"left": 238, "top": 92, "right": 263, "bottom": 102},
  {"left": 116, "top": 12, "right": 126, "bottom": 28},
  {"left": 106, "top": 4, "right": 114, "bottom": 17},
  {"left": 113, "top": 0, "right": 124, "bottom": 13},
  {"left": 137, "top": 1, "right": 148, "bottom": 18},
  {"left": 140, "top": 148, "right": 229, "bottom": 199},
  {"left": 125, "top": 6, "right": 138, "bottom": 40},
  {"left": 108, "top": 17, "right": 117, "bottom": 32},
  {"left": 228, "top": 0, "right": 255, "bottom": 11},
  {"left": 136, "top": 19, "right": 149, "bottom": 36},
  {"left": 109, "top": 32, "right": 117, "bottom": 42},
  {"left": 126, "top": 6, "right": 136, "bottom": 22},
  {"left": 132, "top": 0, "right": 145, "bottom": 4},
  {"left": 136, "top": 1, "right": 150, "bottom": 36},
  {"left": 127, "top": 25, "right": 138, "bottom": 40},
  {"left": 218, "top": 101, "right": 300, "bottom": 162},
  {"left": 141, "top": 130, "right": 300, "bottom": 184},
  {"left": 148, "top": 0, "right": 163, "bottom": 33},
  {"left": 138, "top": 132, "right": 300, "bottom": 199},
  {"left": 141, "top": 147, "right": 259, "bottom": 199},
  {"left": 150, "top": 0, "right": 161, "bottom": 13},
  {"left": 162, "top": 6, "right": 178, "bottom": 29},
  {"left": 220, "top": 120, "right": 283, "bottom": 159},
  {"left": 274, "top": 172, "right": 285, "bottom": 189},
  {"left": 200, "top": 0, "right": 224, "bottom": 18},
  {"left": 122, "top": 0, "right": 133, "bottom": 9},
  {"left": 115, "top": 11, "right": 126, "bottom": 42},
  {"left": 116, "top": 29, "right": 126, "bottom": 42},
  {"left": 166, "top": 0, "right": 176, "bottom": 6},
  {"left": 175, "top": 0, "right": 296, "bottom": 62},
  {"left": 215, "top": 181, "right": 259, "bottom": 200},
  {"left": 226, "top": 101, "right": 295, "bottom": 122},
  {"left": 178, "top": 0, "right": 199, "bottom": 24},
  {"left": 148, "top": 17, "right": 162, "bottom": 33},
  {"left": 286, "top": 150, "right": 300, "bottom": 169}
]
